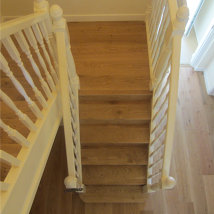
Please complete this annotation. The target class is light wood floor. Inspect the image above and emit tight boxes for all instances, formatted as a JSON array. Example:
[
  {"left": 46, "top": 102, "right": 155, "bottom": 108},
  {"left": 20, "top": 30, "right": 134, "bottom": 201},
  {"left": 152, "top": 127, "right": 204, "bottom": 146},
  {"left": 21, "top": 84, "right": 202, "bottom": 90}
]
[{"left": 30, "top": 66, "right": 214, "bottom": 214}]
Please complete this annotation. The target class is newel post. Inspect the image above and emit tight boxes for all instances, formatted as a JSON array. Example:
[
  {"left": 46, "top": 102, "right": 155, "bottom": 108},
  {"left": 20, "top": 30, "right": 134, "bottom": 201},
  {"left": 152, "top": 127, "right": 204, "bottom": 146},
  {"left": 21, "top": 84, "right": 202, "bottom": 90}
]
[
  {"left": 50, "top": 5, "right": 78, "bottom": 190},
  {"left": 161, "top": 5, "right": 189, "bottom": 190}
]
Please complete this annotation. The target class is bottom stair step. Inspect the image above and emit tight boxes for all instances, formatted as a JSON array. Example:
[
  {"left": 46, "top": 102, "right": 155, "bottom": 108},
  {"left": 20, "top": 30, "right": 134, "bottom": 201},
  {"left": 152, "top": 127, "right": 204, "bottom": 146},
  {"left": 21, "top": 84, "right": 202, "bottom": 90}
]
[
  {"left": 82, "top": 165, "right": 147, "bottom": 185},
  {"left": 80, "top": 185, "right": 147, "bottom": 203}
]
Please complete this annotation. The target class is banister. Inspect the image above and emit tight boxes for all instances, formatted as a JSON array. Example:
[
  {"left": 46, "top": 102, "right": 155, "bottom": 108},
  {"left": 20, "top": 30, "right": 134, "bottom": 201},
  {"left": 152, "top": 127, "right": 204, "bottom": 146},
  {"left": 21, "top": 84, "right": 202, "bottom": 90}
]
[
  {"left": 50, "top": 4, "right": 84, "bottom": 192},
  {"left": 0, "top": 12, "right": 48, "bottom": 39},
  {"left": 161, "top": 6, "right": 189, "bottom": 183},
  {"left": 146, "top": 0, "right": 189, "bottom": 193}
]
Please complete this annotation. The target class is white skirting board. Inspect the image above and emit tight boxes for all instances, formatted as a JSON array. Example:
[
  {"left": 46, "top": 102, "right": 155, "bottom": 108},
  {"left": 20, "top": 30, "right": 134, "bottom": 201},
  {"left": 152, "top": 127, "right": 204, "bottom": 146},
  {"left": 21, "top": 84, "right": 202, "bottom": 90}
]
[
  {"left": 204, "top": 60, "right": 214, "bottom": 96},
  {"left": 2, "top": 14, "right": 146, "bottom": 22},
  {"left": 63, "top": 14, "right": 146, "bottom": 22}
]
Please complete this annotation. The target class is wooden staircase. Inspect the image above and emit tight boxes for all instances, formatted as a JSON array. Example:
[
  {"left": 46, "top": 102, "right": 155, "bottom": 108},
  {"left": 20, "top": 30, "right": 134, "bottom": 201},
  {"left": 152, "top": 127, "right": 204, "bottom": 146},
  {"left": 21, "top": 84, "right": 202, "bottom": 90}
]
[{"left": 68, "top": 22, "right": 151, "bottom": 203}]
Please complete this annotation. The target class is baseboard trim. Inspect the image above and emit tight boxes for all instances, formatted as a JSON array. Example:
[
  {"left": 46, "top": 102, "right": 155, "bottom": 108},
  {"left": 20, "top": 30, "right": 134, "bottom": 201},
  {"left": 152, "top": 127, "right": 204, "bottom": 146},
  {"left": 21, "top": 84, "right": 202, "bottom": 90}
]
[
  {"left": 2, "top": 14, "right": 146, "bottom": 23},
  {"left": 64, "top": 14, "right": 146, "bottom": 22},
  {"left": 204, "top": 72, "right": 214, "bottom": 96}
]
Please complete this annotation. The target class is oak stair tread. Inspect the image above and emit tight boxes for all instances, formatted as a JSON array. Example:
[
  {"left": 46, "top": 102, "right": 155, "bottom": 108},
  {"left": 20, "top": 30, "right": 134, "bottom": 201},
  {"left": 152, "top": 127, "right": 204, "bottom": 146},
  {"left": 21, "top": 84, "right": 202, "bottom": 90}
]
[
  {"left": 81, "top": 145, "right": 148, "bottom": 165},
  {"left": 82, "top": 165, "right": 147, "bottom": 185},
  {"left": 80, "top": 185, "right": 147, "bottom": 203},
  {"left": 79, "top": 75, "right": 150, "bottom": 91},
  {"left": 80, "top": 124, "right": 150, "bottom": 145},
  {"left": 79, "top": 90, "right": 152, "bottom": 102},
  {"left": 80, "top": 100, "right": 151, "bottom": 125}
]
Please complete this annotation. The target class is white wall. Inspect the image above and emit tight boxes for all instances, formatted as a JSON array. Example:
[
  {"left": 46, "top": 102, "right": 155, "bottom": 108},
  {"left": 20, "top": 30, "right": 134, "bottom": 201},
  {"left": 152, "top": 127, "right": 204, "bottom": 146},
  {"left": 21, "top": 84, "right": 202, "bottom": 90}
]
[
  {"left": 180, "top": 28, "right": 198, "bottom": 65},
  {"left": 1, "top": 0, "right": 33, "bottom": 17},
  {"left": 194, "top": 0, "right": 214, "bottom": 43},
  {"left": 191, "top": 0, "right": 214, "bottom": 96},
  {"left": 49, "top": 0, "right": 148, "bottom": 21},
  {"left": 1, "top": 0, "right": 148, "bottom": 21}
]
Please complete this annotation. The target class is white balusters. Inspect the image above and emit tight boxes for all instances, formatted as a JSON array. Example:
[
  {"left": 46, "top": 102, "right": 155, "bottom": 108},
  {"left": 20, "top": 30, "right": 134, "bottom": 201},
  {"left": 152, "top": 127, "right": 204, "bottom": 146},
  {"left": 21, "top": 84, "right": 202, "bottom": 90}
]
[
  {"left": 2, "top": 37, "right": 48, "bottom": 109},
  {"left": 0, "top": 53, "right": 43, "bottom": 118},
  {"left": 31, "top": 24, "right": 58, "bottom": 83},
  {"left": 14, "top": 31, "right": 52, "bottom": 99},
  {"left": 38, "top": 21, "right": 58, "bottom": 68},
  {"left": 34, "top": 0, "right": 57, "bottom": 60},
  {"left": 0, "top": 119, "right": 29, "bottom": 147},
  {"left": 0, "top": 150, "right": 20, "bottom": 167},
  {"left": 24, "top": 27, "right": 56, "bottom": 92},
  {"left": 0, "top": 89, "right": 37, "bottom": 131}
]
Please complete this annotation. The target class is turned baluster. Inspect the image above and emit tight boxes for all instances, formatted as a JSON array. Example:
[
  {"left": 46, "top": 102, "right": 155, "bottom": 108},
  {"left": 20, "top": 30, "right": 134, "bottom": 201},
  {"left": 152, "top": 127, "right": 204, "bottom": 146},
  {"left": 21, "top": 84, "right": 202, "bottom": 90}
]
[
  {"left": 2, "top": 37, "right": 48, "bottom": 109},
  {"left": 0, "top": 119, "right": 29, "bottom": 147},
  {"left": 24, "top": 27, "right": 56, "bottom": 91},
  {"left": 14, "top": 31, "right": 52, "bottom": 99},
  {"left": 0, "top": 52, "right": 43, "bottom": 118},
  {"left": 0, "top": 150, "right": 20, "bottom": 167},
  {"left": 32, "top": 24, "right": 58, "bottom": 83},
  {"left": 38, "top": 21, "right": 58, "bottom": 69},
  {"left": 0, "top": 89, "right": 37, "bottom": 131},
  {"left": 34, "top": 0, "right": 57, "bottom": 60}
]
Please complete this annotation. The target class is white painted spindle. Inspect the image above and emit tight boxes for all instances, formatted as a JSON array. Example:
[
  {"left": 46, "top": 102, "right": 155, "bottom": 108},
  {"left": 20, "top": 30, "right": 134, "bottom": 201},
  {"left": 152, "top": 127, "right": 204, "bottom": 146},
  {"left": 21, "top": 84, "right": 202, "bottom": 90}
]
[
  {"left": 14, "top": 31, "right": 52, "bottom": 99},
  {"left": 34, "top": 0, "right": 57, "bottom": 60},
  {"left": 2, "top": 37, "right": 48, "bottom": 109},
  {"left": 38, "top": 21, "right": 58, "bottom": 67},
  {"left": 0, "top": 52, "right": 43, "bottom": 118},
  {"left": 0, "top": 89, "right": 37, "bottom": 131},
  {"left": 32, "top": 24, "right": 58, "bottom": 83},
  {"left": 0, "top": 150, "right": 20, "bottom": 167},
  {"left": 0, "top": 119, "right": 29, "bottom": 147},
  {"left": 24, "top": 27, "right": 56, "bottom": 92}
]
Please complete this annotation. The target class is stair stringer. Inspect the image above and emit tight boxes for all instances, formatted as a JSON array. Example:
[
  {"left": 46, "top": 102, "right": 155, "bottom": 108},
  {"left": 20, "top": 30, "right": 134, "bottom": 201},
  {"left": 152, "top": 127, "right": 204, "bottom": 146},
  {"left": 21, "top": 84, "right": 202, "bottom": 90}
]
[{"left": 1, "top": 92, "right": 62, "bottom": 214}]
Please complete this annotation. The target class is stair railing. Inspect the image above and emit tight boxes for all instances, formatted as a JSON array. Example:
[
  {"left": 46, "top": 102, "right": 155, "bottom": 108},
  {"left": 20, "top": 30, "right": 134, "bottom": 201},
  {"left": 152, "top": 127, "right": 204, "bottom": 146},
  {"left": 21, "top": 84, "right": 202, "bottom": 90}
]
[
  {"left": 0, "top": 1, "right": 84, "bottom": 213},
  {"left": 50, "top": 5, "right": 84, "bottom": 192},
  {"left": 0, "top": 1, "right": 62, "bottom": 212},
  {"left": 145, "top": 0, "right": 189, "bottom": 192}
]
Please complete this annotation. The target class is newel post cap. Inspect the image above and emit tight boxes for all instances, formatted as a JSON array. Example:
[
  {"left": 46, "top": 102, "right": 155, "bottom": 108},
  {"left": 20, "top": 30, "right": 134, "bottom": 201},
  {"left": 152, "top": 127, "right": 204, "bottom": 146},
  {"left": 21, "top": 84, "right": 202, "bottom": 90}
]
[
  {"left": 162, "top": 176, "right": 176, "bottom": 189},
  {"left": 50, "top": 4, "right": 65, "bottom": 27},
  {"left": 173, "top": 5, "right": 189, "bottom": 34}
]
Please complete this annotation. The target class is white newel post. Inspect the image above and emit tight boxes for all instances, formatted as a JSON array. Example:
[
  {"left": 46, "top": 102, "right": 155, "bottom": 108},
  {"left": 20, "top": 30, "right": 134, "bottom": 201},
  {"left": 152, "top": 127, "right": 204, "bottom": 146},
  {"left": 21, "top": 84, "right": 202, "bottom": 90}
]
[
  {"left": 50, "top": 5, "right": 84, "bottom": 192},
  {"left": 161, "top": 5, "right": 189, "bottom": 190}
]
